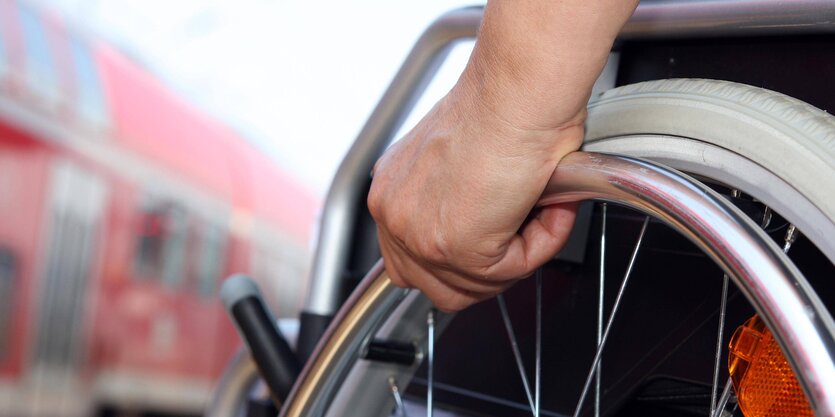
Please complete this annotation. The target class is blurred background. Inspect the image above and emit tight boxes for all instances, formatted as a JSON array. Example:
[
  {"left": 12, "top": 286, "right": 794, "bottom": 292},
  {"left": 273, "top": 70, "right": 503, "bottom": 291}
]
[{"left": 0, "top": 1, "right": 478, "bottom": 416}]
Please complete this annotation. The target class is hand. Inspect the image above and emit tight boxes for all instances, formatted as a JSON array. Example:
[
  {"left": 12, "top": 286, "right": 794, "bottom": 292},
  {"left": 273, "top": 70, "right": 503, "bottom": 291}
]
[
  {"left": 368, "top": 83, "right": 582, "bottom": 312},
  {"left": 367, "top": 0, "right": 637, "bottom": 312}
]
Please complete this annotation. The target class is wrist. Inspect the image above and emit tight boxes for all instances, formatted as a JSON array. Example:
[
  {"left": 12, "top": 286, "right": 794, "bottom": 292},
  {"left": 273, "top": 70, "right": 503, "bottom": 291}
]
[
  {"left": 451, "top": 0, "right": 637, "bottom": 133},
  {"left": 453, "top": 33, "right": 594, "bottom": 137},
  {"left": 444, "top": 75, "right": 585, "bottom": 163}
]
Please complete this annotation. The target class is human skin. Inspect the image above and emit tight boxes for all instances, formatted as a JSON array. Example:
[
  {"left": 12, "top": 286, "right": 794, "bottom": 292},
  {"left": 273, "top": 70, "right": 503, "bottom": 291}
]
[{"left": 368, "top": 0, "right": 640, "bottom": 312}]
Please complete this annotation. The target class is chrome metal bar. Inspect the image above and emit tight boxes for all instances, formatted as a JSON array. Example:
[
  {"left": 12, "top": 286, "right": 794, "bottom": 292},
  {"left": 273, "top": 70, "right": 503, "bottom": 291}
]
[
  {"left": 304, "top": 0, "right": 835, "bottom": 317},
  {"left": 595, "top": 203, "right": 607, "bottom": 417},
  {"left": 623, "top": 0, "right": 835, "bottom": 40},
  {"left": 497, "top": 295, "right": 536, "bottom": 415},
  {"left": 572, "top": 217, "right": 650, "bottom": 417}
]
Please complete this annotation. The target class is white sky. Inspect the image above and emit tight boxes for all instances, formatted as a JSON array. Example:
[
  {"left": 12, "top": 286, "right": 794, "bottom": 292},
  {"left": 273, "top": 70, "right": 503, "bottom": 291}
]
[{"left": 37, "top": 0, "right": 482, "bottom": 196}]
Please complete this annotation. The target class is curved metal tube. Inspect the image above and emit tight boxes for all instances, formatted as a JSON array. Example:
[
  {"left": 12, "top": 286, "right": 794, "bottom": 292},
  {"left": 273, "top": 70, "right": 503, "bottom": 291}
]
[
  {"left": 541, "top": 153, "right": 835, "bottom": 416},
  {"left": 623, "top": 0, "right": 835, "bottom": 39},
  {"left": 285, "top": 261, "right": 407, "bottom": 417},
  {"left": 205, "top": 349, "right": 259, "bottom": 417},
  {"left": 304, "top": 7, "right": 482, "bottom": 315},
  {"left": 304, "top": 0, "right": 835, "bottom": 316},
  {"left": 286, "top": 153, "right": 835, "bottom": 417}
]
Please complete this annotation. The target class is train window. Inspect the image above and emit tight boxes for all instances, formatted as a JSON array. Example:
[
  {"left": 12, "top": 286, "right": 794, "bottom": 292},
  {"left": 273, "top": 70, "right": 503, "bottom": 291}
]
[
  {"left": 17, "top": 4, "right": 59, "bottom": 103},
  {"left": 135, "top": 202, "right": 189, "bottom": 288},
  {"left": 160, "top": 206, "right": 188, "bottom": 288},
  {"left": 136, "top": 207, "right": 165, "bottom": 278},
  {"left": 0, "top": 248, "right": 15, "bottom": 359},
  {"left": 195, "top": 223, "right": 225, "bottom": 297},
  {"left": 70, "top": 37, "right": 108, "bottom": 126}
]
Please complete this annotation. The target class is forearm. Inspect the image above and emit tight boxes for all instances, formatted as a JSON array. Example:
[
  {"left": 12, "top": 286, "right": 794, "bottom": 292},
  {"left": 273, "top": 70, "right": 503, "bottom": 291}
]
[{"left": 456, "top": 0, "right": 639, "bottom": 133}]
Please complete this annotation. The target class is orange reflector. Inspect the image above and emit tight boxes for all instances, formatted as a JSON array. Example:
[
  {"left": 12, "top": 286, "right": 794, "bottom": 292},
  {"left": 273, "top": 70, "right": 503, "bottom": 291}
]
[{"left": 728, "top": 315, "right": 813, "bottom": 417}]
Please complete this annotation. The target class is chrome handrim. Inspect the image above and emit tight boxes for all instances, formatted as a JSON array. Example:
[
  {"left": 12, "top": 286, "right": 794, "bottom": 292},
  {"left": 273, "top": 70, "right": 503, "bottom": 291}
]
[{"left": 281, "top": 152, "right": 835, "bottom": 417}]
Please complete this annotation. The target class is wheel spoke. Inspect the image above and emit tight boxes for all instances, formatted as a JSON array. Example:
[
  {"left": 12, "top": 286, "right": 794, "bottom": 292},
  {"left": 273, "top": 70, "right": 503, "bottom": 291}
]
[
  {"left": 710, "top": 377, "right": 734, "bottom": 417},
  {"left": 710, "top": 274, "right": 730, "bottom": 415},
  {"left": 783, "top": 224, "right": 798, "bottom": 253},
  {"left": 761, "top": 206, "right": 773, "bottom": 229},
  {"left": 572, "top": 216, "right": 650, "bottom": 417},
  {"left": 595, "top": 203, "right": 607, "bottom": 417},
  {"left": 388, "top": 377, "right": 409, "bottom": 417},
  {"left": 497, "top": 295, "right": 537, "bottom": 415},
  {"left": 710, "top": 201, "right": 777, "bottom": 414}
]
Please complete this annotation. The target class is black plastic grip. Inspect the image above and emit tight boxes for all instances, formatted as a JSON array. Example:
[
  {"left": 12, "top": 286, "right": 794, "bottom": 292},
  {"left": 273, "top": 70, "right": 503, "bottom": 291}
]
[
  {"left": 364, "top": 339, "right": 417, "bottom": 365},
  {"left": 297, "top": 311, "right": 333, "bottom": 364},
  {"left": 221, "top": 275, "right": 300, "bottom": 404}
]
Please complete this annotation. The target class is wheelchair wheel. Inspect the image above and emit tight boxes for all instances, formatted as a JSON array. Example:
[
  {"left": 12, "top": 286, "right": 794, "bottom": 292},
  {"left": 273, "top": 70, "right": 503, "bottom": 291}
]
[
  {"left": 205, "top": 349, "right": 261, "bottom": 417},
  {"left": 281, "top": 79, "right": 835, "bottom": 417}
]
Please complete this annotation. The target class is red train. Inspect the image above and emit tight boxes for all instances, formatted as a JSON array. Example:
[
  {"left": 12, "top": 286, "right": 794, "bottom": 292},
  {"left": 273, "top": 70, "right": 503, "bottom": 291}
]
[{"left": 0, "top": 1, "right": 318, "bottom": 416}]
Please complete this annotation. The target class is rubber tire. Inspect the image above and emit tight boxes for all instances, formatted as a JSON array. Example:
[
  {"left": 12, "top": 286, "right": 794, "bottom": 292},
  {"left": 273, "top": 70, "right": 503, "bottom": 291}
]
[{"left": 585, "top": 78, "right": 835, "bottom": 262}]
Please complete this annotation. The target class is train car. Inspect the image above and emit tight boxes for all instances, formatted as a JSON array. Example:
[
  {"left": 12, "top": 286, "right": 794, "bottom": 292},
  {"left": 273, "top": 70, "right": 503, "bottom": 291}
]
[{"left": 0, "top": 1, "right": 319, "bottom": 416}]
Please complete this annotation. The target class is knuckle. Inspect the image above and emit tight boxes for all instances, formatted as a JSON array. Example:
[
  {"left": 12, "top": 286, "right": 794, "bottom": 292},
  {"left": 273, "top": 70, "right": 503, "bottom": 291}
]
[
  {"left": 416, "top": 230, "right": 455, "bottom": 266},
  {"left": 466, "top": 260, "right": 499, "bottom": 281},
  {"left": 367, "top": 184, "right": 384, "bottom": 220}
]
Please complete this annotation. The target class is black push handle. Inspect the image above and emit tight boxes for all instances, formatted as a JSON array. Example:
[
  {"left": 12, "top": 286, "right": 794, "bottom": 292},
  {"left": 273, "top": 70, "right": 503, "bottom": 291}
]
[{"left": 220, "top": 275, "right": 300, "bottom": 404}]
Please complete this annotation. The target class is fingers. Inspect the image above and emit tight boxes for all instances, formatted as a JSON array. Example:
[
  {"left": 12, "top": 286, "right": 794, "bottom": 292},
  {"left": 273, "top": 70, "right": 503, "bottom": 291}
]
[
  {"left": 378, "top": 227, "right": 512, "bottom": 292},
  {"left": 376, "top": 204, "right": 575, "bottom": 311},
  {"left": 376, "top": 201, "right": 577, "bottom": 311},
  {"left": 378, "top": 227, "right": 516, "bottom": 312},
  {"left": 381, "top": 246, "right": 483, "bottom": 313},
  {"left": 481, "top": 202, "right": 579, "bottom": 280}
]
